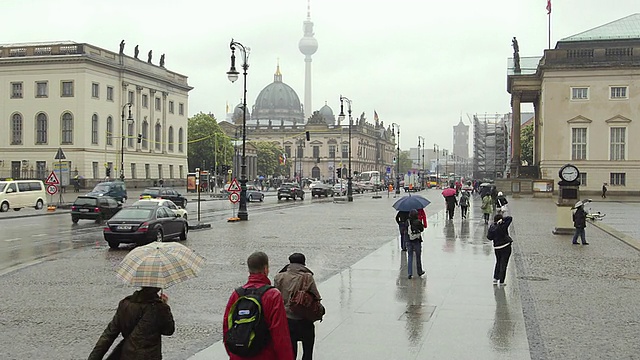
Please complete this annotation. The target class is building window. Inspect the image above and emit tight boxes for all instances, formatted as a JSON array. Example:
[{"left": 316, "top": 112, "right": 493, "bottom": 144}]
[
  {"left": 61, "top": 112, "right": 73, "bottom": 144},
  {"left": 168, "top": 126, "right": 174, "bottom": 151},
  {"left": 106, "top": 116, "right": 113, "bottom": 146},
  {"left": 169, "top": 165, "right": 174, "bottom": 179},
  {"left": 61, "top": 81, "right": 74, "bottom": 97},
  {"left": 131, "top": 163, "right": 136, "bottom": 179},
  {"left": 571, "top": 87, "right": 588, "bottom": 100},
  {"left": 297, "top": 146, "right": 303, "bottom": 158},
  {"left": 610, "top": 173, "right": 626, "bottom": 186},
  {"left": 155, "top": 97, "right": 161, "bottom": 111},
  {"left": 36, "top": 161, "right": 46, "bottom": 180},
  {"left": 36, "top": 113, "right": 48, "bottom": 144},
  {"left": 313, "top": 146, "right": 320, "bottom": 159},
  {"left": 91, "top": 83, "right": 99, "bottom": 98},
  {"left": 107, "top": 162, "right": 113, "bottom": 178},
  {"left": 145, "top": 164, "right": 150, "bottom": 179},
  {"left": 142, "top": 94, "right": 148, "bottom": 108},
  {"left": 128, "top": 91, "right": 134, "bottom": 104},
  {"left": 179, "top": 103, "right": 184, "bottom": 115},
  {"left": 128, "top": 122, "right": 134, "bottom": 148},
  {"left": 36, "top": 81, "right": 48, "bottom": 98},
  {"left": 610, "top": 86, "right": 628, "bottom": 99},
  {"left": 92, "top": 162, "right": 98, "bottom": 179},
  {"left": 169, "top": 101, "right": 174, "bottom": 114},
  {"left": 342, "top": 144, "right": 349, "bottom": 159},
  {"left": 158, "top": 164, "right": 163, "bottom": 179},
  {"left": 91, "top": 114, "right": 99, "bottom": 144},
  {"left": 11, "top": 82, "right": 23, "bottom": 98},
  {"left": 610, "top": 127, "right": 626, "bottom": 161},
  {"left": 179, "top": 165, "right": 184, "bottom": 179},
  {"left": 11, "top": 113, "right": 23, "bottom": 145},
  {"left": 579, "top": 172, "right": 587, "bottom": 186},
  {"left": 155, "top": 123, "right": 161, "bottom": 150},
  {"left": 571, "top": 128, "right": 587, "bottom": 160},
  {"left": 107, "top": 86, "right": 114, "bottom": 101},
  {"left": 285, "top": 146, "right": 291, "bottom": 158},
  {"left": 178, "top": 127, "right": 184, "bottom": 152},
  {"left": 329, "top": 145, "right": 336, "bottom": 158},
  {"left": 142, "top": 121, "right": 149, "bottom": 149}
]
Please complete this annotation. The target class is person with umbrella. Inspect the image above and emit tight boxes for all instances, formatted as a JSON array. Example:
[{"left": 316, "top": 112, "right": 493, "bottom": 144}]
[
  {"left": 406, "top": 209, "right": 426, "bottom": 279},
  {"left": 442, "top": 185, "right": 458, "bottom": 220},
  {"left": 392, "top": 195, "right": 432, "bottom": 251}
]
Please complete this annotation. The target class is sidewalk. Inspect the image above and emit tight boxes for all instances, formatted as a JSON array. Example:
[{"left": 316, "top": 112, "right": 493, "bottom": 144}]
[{"left": 189, "top": 198, "right": 531, "bottom": 360}]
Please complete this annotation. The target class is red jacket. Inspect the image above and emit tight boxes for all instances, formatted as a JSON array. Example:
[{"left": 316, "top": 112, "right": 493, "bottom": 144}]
[
  {"left": 418, "top": 208, "right": 428, "bottom": 228},
  {"left": 223, "top": 273, "right": 294, "bottom": 360}
]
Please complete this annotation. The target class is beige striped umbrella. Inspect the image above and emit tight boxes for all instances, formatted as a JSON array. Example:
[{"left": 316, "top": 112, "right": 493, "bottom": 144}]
[{"left": 116, "top": 242, "right": 205, "bottom": 289}]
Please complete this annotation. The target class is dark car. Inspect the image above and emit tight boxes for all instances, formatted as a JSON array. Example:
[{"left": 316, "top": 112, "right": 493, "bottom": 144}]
[
  {"left": 139, "top": 187, "right": 187, "bottom": 208},
  {"left": 86, "top": 181, "right": 128, "bottom": 203},
  {"left": 277, "top": 183, "right": 305, "bottom": 201},
  {"left": 246, "top": 185, "right": 265, "bottom": 202},
  {"left": 71, "top": 196, "right": 122, "bottom": 223},
  {"left": 311, "top": 182, "right": 333, "bottom": 197},
  {"left": 103, "top": 206, "right": 188, "bottom": 249}
]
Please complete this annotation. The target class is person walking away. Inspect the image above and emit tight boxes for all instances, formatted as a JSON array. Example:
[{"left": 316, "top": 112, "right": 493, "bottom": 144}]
[
  {"left": 88, "top": 287, "right": 175, "bottom": 360},
  {"left": 486, "top": 214, "right": 513, "bottom": 286},
  {"left": 572, "top": 205, "right": 589, "bottom": 245},
  {"left": 406, "top": 210, "right": 425, "bottom": 279},
  {"left": 274, "top": 253, "right": 324, "bottom": 360},
  {"left": 395, "top": 211, "right": 410, "bottom": 251},
  {"left": 444, "top": 193, "right": 458, "bottom": 220},
  {"left": 223, "top": 252, "right": 294, "bottom": 360},
  {"left": 459, "top": 191, "right": 470, "bottom": 219},
  {"left": 602, "top": 183, "right": 608, "bottom": 199},
  {"left": 495, "top": 191, "right": 508, "bottom": 214},
  {"left": 481, "top": 194, "right": 492, "bottom": 224}
]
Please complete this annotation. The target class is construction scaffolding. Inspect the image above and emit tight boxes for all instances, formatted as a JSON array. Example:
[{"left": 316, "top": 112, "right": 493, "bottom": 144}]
[{"left": 472, "top": 113, "right": 509, "bottom": 180}]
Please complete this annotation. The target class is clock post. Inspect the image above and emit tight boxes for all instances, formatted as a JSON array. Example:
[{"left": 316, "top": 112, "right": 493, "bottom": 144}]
[{"left": 553, "top": 164, "right": 581, "bottom": 235}]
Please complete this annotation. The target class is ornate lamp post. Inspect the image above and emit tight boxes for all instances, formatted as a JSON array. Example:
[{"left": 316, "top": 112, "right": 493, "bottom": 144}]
[
  {"left": 433, "top": 144, "right": 440, "bottom": 188},
  {"left": 392, "top": 123, "right": 400, "bottom": 194},
  {"left": 227, "top": 39, "right": 250, "bottom": 220},
  {"left": 120, "top": 103, "right": 133, "bottom": 181},
  {"left": 338, "top": 95, "right": 353, "bottom": 202},
  {"left": 418, "top": 136, "right": 425, "bottom": 188}
]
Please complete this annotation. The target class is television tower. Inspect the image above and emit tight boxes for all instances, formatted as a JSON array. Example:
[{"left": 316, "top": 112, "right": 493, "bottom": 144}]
[{"left": 298, "top": 0, "right": 318, "bottom": 120}]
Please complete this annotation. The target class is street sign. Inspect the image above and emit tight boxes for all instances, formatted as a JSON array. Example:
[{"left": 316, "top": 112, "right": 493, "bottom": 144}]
[
  {"left": 228, "top": 178, "right": 241, "bottom": 192},
  {"left": 386, "top": 166, "right": 391, "bottom": 174},
  {"left": 45, "top": 171, "right": 60, "bottom": 185},
  {"left": 46, "top": 184, "right": 58, "bottom": 195},
  {"left": 54, "top": 147, "right": 66, "bottom": 160},
  {"left": 229, "top": 192, "right": 240, "bottom": 203}
]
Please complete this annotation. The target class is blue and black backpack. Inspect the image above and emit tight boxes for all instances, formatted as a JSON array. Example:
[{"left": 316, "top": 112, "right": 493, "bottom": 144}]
[{"left": 225, "top": 285, "right": 273, "bottom": 357}]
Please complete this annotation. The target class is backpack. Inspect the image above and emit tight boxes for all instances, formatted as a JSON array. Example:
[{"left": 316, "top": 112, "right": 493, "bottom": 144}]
[
  {"left": 225, "top": 285, "right": 274, "bottom": 357},
  {"left": 289, "top": 274, "right": 325, "bottom": 322},
  {"left": 459, "top": 196, "right": 469, "bottom": 207},
  {"left": 486, "top": 224, "right": 498, "bottom": 240}
]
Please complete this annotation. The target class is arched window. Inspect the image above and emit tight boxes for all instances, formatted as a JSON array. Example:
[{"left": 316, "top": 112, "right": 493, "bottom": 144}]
[
  {"left": 155, "top": 123, "right": 161, "bottom": 150},
  {"left": 142, "top": 121, "right": 149, "bottom": 149},
  {"left": 168, "top": 126, "right": 174, "bottom": 152},
  {"left": 91, "top": 114, "right": 99, "bottom": 144},
  {"left": 312, "top": 166, "right": 320, "bottom": 179},
  {"left": 178, "top": 127, "right": 184, "bottom": 152},
  {"left": 11, "top": 113, "right": 23, "bottom": 145},
  {"left": 127, "top": 122, "right": 134, "bottom": 148},
  {"left": 106, "top": 116, "right": 113, "bottom": 146},
  {"left": 36, "top": 113, "right": 48, "bottom": 144},
  {"left": 61, "top": 112, "right": 73, "bottom": 144}
]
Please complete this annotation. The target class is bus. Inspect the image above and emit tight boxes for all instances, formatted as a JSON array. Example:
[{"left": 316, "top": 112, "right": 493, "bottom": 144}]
[
  {"left": 358, "top": 171, "right": 383, "bottom": 191},
  {"left": 427, "top": 175, "right": 439, "bottom": 188}
]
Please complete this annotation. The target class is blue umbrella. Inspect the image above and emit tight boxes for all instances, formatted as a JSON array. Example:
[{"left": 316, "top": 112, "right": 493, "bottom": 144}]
[{"left": 392, "top": 195, "right": 431, "bottom": 211}]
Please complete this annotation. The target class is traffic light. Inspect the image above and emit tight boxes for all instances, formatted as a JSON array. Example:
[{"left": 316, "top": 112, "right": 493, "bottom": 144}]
[
  {"left": 137, "top": 134, "right": 142, "bottom": 143},
  {"left": 336, "top": 168, "right": 341, "bottom": 178},
  {"left": 305, "top": 131, "right": 310, "bottom": 141},
  {"left": 106, "top": 167, "right": 111, "bottom": 177}
]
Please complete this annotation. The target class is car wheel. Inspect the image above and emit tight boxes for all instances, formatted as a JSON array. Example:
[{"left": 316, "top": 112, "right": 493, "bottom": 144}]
[
  {"left": 0, "top": 202, "right": 8, "bottom": 212},
  {"left": 35, "top": 200, "right": 44, "bottom": 210},
  {"left": 179, "top": 224, "right": 188, "bottom": 240},
  {"left": 182, "top": 199, "right": 187, "bottom": 207},
  {"left": 278, "top": 197, "right": 282, "bottom": 200},
  {"left": 260, "top": 195, "right": 264, "bottom": 202},
  {"left": 13, "top": 208, "right": 21, "bottom": 211},
  {"left": 248, "top": 194, "right": 253, "bottom": 202},
  {"left": 156, "top": 228, "right": 164, "bottom": 242},
  {"left": 107, "top": 241, "right": 119, "bottom": 249},
  {"left": 183, "top": 214, "right": 188, "bottom": 221},
  {"left": 72, "top": 216, "right": 79, "bottom": 224}
]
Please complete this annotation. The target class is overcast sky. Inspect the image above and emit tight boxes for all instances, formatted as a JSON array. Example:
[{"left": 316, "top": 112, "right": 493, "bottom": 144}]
[{"left": 2, "top": 0, "right": 637, "bottom": 152}]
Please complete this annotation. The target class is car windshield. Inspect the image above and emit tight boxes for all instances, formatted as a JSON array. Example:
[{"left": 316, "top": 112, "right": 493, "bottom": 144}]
[
  {"left": 142, "top": 189, "right": 160, "bottom": 196},
  {"left": 0, "top": 183, "right": 6, "bottom": 192},
  {"left": 131, "top": 200, "right": 160, "bottom": 208},
  {"left": 74, "top": 197, "right": 97, "bottom": 206},
  {"left": 112, "top": 208, "right": 154, "bottom": 220},
  {"left": 92, "top": 184, "right": 111, "bottom": 193}
]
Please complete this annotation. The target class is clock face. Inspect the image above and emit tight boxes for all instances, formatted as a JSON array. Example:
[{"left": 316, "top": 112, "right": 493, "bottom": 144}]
[{"left": 560, "top": 165, "right": 579, "bottom": 182}]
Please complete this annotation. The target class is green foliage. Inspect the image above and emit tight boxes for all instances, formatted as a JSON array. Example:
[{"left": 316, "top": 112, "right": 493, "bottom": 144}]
[
  {"left": 253, "top": 141, "right": 289, "bottom": 177},
  {"left": 521, "top": 124, "right": 533, "bottom": 165},
  {"left": 187, "top": 112, "right": 233, "bottom": 172},
  {"left": 399, "top": 150, "right": 413, "bottom": 174}
]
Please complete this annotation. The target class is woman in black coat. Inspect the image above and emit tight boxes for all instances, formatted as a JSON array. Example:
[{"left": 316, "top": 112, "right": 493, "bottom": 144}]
[{"left": 487, "top": 214, "right": 513, "bottom": 286}]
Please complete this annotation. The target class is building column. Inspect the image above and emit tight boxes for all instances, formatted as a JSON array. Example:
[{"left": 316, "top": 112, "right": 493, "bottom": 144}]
[
  {"left": 533, "top": 95, "right": 541, "bottom": 168},
  {"left": 511, "top": 92, "right": 522, "bottom": 178},
  {"left": 162, "top": 92, "right": 168, "bottom": 154},
  {"left": 149, "top": 89, "right": 156, "bottom": 152},
  {"left": 135, "top": 86, "right": 143, "bottom": 152}
]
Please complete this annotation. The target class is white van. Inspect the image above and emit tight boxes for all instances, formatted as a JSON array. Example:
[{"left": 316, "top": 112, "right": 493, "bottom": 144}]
[{"left": 0, "top": 180, "right": 47, "bottom": 212}]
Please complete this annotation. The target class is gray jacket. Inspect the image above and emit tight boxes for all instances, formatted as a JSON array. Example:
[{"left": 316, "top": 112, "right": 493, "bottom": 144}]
[{"left": 273, "top": 263, "right": 321, "bottom": 320}]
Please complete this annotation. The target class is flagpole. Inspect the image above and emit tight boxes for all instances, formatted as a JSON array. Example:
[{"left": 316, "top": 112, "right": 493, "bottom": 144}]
[{"left": 548, "top": 11, "right": 551, "bottom": 49}]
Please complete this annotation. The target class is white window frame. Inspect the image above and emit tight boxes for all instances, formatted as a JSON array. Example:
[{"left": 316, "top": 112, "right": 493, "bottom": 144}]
[
  {"left": 610, "top": 172, "right": 626, "bottom": 186},
  {"left": 106, "top": 116, "right": 114, "bottom": 146},
  {"left": 571, "top": 127, "right": 588, "bottom": 161},
  {"left": 169, "top": 101, "right": 174, "bottom": 114},
  {"left": 11, "top": 82, "right": 23, "bottom": 98},
  {"left": 61, "top": 80, "right": 74, "bottom": 97},
  {"left": 36, "top": 81, "right": 48, "bottom": 98},
  {"left": 91, "top": 114, "right": 99, "bottom": 145},
  {"left": 609, "top": 127, "right": 626, "bottom": 161},
  {"left": 128, "top": 91, "right": 135, "bottom": 105},
  {"left": 179, "top": 103, "right": 184, "bottom": 115},
  {"left": 106, "top": 86, "right": 114, "bottom": 101},
  {"left": 155, "top": 97, "right": 161, "bottom": 111},
  {"left": 570, "top": 87, "right": 589, "bottom": 101},
  {"left": 91, "top": 83, "right": 99, "bottom": 99},
  {"left": 609, "top": 86, "right": 628, "bottom": 100},
  {"left": 142, "top": 94, "right": 148, "bottom": 108},
  {"left": 578, "top": 172, "right": 587, "bottom": 187}
]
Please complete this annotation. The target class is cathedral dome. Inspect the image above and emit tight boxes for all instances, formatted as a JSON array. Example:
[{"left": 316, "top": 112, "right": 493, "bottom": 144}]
[
  {"left": 318, "top": 103, "right": 335, "bottom": 124},
  {"left": 232, "top": 103, "right": 250, "bottom": 124},
  {"left": 252, "top": 65, "right": 304, "bottom": 124}
]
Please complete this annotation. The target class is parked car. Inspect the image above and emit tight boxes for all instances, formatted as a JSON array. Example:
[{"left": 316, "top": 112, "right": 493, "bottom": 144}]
[
  {"left": 131, "top": 199, "right": 188, "bottom": 220},
  {"left": 103, "top": 206, "right": 188, "bottom": 249},
  {"left": 0, "top": 179, "right": 47, "bottom": 212},
  {"left": 311, "top": 182, "right": 334, "bottom": 197},
  {"left": 71, "top": 195, "right": 122, "bottom": 223},
  {"left": 246, "top": 185, "right": 265, "bottom": 202},
  {"left": 277, "top": 183, "right": 305, "bottom": 201},
  {"left": 139, "top": 187, "right": 187, "bottom": 208},
  {"left": 87, "top": 181, "right": 128, "bottom": 203},
  {"left": 332, "top": 183, "right": 347, "bottom": 196},
  {"left": 358, "top": 181, "right": 375, "bottom": 192}
]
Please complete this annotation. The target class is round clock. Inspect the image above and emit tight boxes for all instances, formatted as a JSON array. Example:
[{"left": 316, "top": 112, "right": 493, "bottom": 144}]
[{"left": 559, "top": 164, "right": 580, "bottom": 182}]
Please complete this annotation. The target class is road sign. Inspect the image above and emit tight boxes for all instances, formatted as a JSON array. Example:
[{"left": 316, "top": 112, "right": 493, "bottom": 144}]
[
  {"left": 54, "top": 147, "right": 66, "bottom": 160},
  {"left": 228, "top": 178, "right": 241, "bottom": 192},
  {"left": 45, "top": 171, "right": 60, "bottom": 185},
  {"left": 229, "top": 192, "right": 240, "bottom": 204},
  {"left": 386, "top": 166, "right": 391, "bottom": 174},
  {"left": 46, "top": 184, "right": 58, "bottom": 195}
]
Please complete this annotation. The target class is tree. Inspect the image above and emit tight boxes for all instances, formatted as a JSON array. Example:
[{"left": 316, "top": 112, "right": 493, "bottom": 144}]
[
  {"left": 254, "top": 141, "right": 289, "bottom": 177},
  {"left": 521, "top": 124, "right": 533, "bottom": 166},
  {"left": 187, "top": 112, "right": 233, "bottom": 172},
  {"left": 398, "top": 150, "right": 413, "bottom": 175}
]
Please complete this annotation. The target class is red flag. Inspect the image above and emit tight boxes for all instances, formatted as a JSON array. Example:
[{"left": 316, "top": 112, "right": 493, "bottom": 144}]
[
  {"left": 374, "top": 110, "right": 379, "bottom": 122},
  {"left": 546, "top": 0, "right": 551, "bottom": 14}
]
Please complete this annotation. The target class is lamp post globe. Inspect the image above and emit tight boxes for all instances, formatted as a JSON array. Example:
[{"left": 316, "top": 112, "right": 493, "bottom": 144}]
[{"left": 339, "top": 95, "right": 353, "bottom": 202}]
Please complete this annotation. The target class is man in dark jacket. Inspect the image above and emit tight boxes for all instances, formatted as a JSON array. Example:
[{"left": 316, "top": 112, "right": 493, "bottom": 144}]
[
  {"left": 444, "top": 195, "right": 458, "bottom": 220},
  {"left": 488, "top": 214, "right": 513, "bottom": 286},
  {"left": 395, "top": 211, "right": 410, "bottom": 251},
  {"left": 274, "top": 253, "right": 323, "bottom": 360},
  {"left": 572, "top": 205, "right": 589, "bottom": 245},
  {"left": 223, "top": 251, "right": 294, "bottom": 360},
  {"left": 88, "top": 287, "right": 175, "bottom": 360}
]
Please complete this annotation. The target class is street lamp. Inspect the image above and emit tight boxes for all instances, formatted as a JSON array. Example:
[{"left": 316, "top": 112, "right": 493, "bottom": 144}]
[
  {"left": 227, "top": 39, "right": 250, "bottom": 220},
  {"left": 338, "top": 95, "right": 353, "bottom": 202},
  {"left": 418, "top": 136, "right": 425, "bottom": 189},
  {"left": 120, "top": 102, "right": 133, "bottom": 181},
  {"left": 433, "top": 144, "right": 440, "bottom": 188},
  {"left": 392, "top": 123, "right": 400, "bottom": 194}
]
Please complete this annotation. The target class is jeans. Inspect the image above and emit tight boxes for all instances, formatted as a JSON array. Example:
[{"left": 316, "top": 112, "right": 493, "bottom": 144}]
[
  {"left": 572, "top": 227, "right": 586, "bottom": 244},
  {"left": 398, "top": 223, "right": 408, "bottom": 250},
  {"left": 461, "top": 206, "right": 468, "bottom": 218},
  {"left": 288, "top": 318, "right": 315, "bottom": 360},
  {"left": 493, "top": 245, "right": 511, "bottom": 283},
  {"left": 446, "top": 205, "right": 455, "bottom": 220},
  {"left": 407, "top": 240, "right": 423, "bottom": 276}
]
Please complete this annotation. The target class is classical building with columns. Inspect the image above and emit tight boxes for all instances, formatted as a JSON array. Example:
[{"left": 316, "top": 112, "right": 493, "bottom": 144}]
[
  {"left": 507, "top": 14, "right": 640, "bottom": 194},
  {"left": 0, "top": 41, "right": 192, "bottom": 187}
]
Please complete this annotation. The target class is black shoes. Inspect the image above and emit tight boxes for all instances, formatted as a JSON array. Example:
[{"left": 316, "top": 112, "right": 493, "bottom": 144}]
[
  {"left": 418, "top": 271, "right": 425, "bottom": 277},
  {"left": 408, "top": 275, "right": 412, "bottom": 279},
  {"left": 583, "top": 242, "right": 589, "bottom": 245}
]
